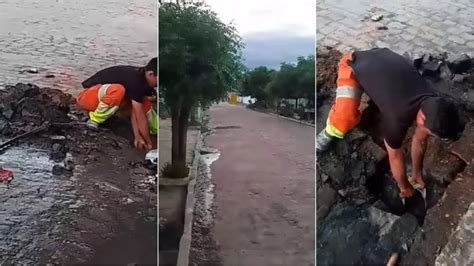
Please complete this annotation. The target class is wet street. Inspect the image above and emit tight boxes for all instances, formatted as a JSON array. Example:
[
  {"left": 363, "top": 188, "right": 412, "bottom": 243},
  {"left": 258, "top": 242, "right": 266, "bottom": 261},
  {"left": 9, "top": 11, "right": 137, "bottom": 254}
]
[
  {"left": 317, "top": 0, "right": 474, "bottom": 55},
  {"left": 0, "top": 0, "right": 156, "bottom": 92},
  {"left": 191, "top": 103, "right": 315, "bottom": 265},
  {"left": 0, "top": 0, "right": 156, "bottom": 264}
]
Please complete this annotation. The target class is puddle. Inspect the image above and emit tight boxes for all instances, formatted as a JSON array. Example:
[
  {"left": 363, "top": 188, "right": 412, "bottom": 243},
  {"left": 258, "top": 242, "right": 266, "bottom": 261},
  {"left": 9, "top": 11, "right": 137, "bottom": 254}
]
[
  {"left": 199, "top": 151, "right": 220, "bottom": 226},
  {"left": 0, "top": 144, "right": 77, "bottom": 262}
]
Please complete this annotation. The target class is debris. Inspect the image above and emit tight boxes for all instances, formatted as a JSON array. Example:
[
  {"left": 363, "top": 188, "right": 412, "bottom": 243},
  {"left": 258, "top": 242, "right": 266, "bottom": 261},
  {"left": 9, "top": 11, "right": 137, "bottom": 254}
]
[
  {"left": 0, "top": 168, "right": 14, "bottom": 183},
  {"left": 371, "top": 14, "right": 383, "bottom": 22},
  {"left": 52, "top": 164, "right": 66, "bottom": 175},
  {"left": 45, "top": 74, "right": 55, "bottom": 78},
  {"left": 453, "top": 74, "right": 465, "bottom": 83},
  {"left": 377, "top": 26, "right": 388, "bottom": 30},
  {"left": 449, "top": 54, "right": 471, "bottom": 74},
  {"left": 27, "top": 68, "right": 39, "bottom": 74}
]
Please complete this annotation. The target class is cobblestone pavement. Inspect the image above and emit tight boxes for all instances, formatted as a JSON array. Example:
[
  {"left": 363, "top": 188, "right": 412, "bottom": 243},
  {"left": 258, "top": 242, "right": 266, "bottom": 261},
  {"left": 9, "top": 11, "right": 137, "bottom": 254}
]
[
  {"left": 0, "top": 0, "right": 156, "bottom": 92},
  {"left": 193, "top": 104, "right": 315, "bottom": 265},
  {"left": 317, "top": 0, "right": 474, "bottom": 56}
]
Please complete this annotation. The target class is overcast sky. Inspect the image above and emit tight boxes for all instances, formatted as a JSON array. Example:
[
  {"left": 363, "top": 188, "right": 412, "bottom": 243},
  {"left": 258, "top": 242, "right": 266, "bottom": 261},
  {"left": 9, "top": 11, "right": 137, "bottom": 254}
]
[{"left": 205, "top": 0, "right": 315, "bottom": 69}]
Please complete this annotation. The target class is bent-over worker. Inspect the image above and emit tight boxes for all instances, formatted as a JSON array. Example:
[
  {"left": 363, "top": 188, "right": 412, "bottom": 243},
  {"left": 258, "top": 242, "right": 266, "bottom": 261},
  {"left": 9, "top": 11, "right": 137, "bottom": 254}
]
[
  {"left": 76, "top": 57, "right": 157, "bottom": 150},
  {"left": 316, "top": 48, "right": 464, "bottom": 200}
]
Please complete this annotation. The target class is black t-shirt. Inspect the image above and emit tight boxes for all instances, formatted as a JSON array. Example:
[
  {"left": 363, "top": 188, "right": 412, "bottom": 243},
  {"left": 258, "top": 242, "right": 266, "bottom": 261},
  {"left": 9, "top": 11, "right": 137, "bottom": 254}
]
[
  {"left": 349, "top": 48, "right": 437, "bottom": 149},
  {"left": 82, "top": 65, "right": 153, "bottom": 102}
]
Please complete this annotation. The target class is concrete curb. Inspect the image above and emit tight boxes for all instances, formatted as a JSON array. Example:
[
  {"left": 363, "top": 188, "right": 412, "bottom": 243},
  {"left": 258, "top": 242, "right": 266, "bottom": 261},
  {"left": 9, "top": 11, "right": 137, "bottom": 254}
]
[
  {"left": 264, "top": 111, "right": 315, "bottom": 127},
  {"left": 176, "top": 129, "right": 202, "bottom": 266}
]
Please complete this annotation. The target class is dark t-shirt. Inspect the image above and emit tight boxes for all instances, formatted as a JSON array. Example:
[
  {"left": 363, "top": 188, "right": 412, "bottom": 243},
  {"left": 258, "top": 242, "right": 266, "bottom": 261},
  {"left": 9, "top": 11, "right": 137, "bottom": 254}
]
[
  {"left": 82, "top": 65, "right": 153, "bottom": 102},
  {"left": 349, "top": 48, "right": 437, "bottom": 149}
]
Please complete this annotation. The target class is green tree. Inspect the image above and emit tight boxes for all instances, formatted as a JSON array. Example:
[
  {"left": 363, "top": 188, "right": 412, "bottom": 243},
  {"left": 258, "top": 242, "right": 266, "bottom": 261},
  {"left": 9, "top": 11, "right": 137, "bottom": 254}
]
[
  {"left": 160, "top": 2, "right": 244, "bottom": 166},
  {"left": 241, "top": 66, "right": 275, "bottom": 101}
]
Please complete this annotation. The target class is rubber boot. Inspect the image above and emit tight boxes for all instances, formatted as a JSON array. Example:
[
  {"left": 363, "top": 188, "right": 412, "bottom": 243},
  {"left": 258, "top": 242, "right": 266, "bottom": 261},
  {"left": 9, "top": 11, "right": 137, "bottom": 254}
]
[{"left": 316, "top": 129, "right": 334, "bottom": 152}]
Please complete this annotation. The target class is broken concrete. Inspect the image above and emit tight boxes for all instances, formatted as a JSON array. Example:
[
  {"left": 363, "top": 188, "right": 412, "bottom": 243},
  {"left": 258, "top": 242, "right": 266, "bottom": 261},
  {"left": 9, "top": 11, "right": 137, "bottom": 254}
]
[{"left": 435, "top": 202, "right": 474, "bottom": 266}]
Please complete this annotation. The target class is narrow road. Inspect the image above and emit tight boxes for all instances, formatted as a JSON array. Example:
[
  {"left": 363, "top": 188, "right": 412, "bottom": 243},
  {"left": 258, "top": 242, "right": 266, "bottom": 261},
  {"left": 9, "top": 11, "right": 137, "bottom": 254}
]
[{"left": 198, "top": 103, "right": 315, "bottom": 265}]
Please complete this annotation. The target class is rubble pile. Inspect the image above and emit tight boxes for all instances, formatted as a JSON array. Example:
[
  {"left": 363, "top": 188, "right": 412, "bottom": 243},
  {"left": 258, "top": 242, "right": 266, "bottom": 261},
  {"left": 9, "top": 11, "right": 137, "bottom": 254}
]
[{"left": 316, "top": 48, "right": 474, "bottom": 264}]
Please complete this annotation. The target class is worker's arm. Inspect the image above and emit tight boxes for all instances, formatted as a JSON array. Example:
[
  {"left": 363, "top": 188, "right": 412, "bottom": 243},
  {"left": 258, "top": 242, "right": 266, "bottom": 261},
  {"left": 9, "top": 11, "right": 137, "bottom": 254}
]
[
  {"left": 130, "top": 109, "right": 146, "bottom": 150},
  {"left": 384, "top": 140, "right": 414, "bottom": 198},
  {"left": 131, "top": 100, "right": 152, "bottom": 148},
  {"left": 410, "top": 127, "right": 430, "bottom": 186}
]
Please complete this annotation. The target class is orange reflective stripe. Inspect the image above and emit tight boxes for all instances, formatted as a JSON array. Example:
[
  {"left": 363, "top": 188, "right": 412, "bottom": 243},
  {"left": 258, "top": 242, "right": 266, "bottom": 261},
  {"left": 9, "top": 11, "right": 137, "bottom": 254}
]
[{"left": 328, "top": 97, "right": 361, "bottom": 135}]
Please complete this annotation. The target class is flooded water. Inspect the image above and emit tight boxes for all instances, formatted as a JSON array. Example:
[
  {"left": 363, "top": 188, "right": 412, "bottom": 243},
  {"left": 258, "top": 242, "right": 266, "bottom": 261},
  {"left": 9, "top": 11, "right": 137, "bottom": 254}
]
[
  {"left": 0, "top": 0, "right": 157, "bottom": 93},
  {"left": 0, "top": 145, "right": 78, "bottom": 263}
]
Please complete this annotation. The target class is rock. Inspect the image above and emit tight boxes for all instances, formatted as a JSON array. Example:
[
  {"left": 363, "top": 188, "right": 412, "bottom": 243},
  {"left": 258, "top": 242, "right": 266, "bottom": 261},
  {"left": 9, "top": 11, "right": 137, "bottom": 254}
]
[
  {"left": 371, "top": 14, "right": 383, "bottom": 21},
  {"left": 52, "top": 165, "right": 65, "bottom": 175},
  {"left": 377, "top": 26, "right": 388, "bottom": 30},
  {"left": 3, "top": 109, "right": 14, "bottom": 120},
  {"left": 27, "top": 68, "right": 39, "bottom": 74},
  {"left": 461, "top": 91, "right": 474, "bottom": 111},
  {"left": 45, "top": 74, "right": 55, "bottom": 78},
  {"left": 439, "top": 64, "right": 453, "bottom": 80},
  {"left": 1, "top": 123, "right": 13, "bottom": 136},
  {"left": 64, "top": 160, "right": 75, "bottom": 171},
  {"left": 422, "top": 60, "right": 441, "bottom": 77},
  {"left": 453, "top": 74, "right": 465, "bottom": 83},
  {"left": 317, "top": 185, "right": 337, "bottom": 219},
  {"left": 359, "top": 139, "right": 387, "bottom": 162},
  {"left": 449, "top": 54, "right": 471, "bottom": 74},
  {"left": 317, "top": 203, "right": 417, "bottom": 265}
]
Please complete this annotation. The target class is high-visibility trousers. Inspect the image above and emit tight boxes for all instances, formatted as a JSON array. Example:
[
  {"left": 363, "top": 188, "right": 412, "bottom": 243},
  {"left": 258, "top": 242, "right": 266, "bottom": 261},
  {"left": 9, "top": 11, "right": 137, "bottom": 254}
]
[
  {"left": 325, "top": 53, "right": 364, "bottom": 139},
  {"left": 76, "top": 84, "right": 157, "bottom": 135}
]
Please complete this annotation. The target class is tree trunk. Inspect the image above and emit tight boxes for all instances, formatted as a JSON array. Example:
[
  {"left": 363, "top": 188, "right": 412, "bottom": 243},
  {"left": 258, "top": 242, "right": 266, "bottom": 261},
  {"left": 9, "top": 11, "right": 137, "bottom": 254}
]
[
  {"left": 177, "top": 105, "right": 192, "bottom": 164},
  {"left": 171, "top": 108, "right": 180, "bottom": 166}
]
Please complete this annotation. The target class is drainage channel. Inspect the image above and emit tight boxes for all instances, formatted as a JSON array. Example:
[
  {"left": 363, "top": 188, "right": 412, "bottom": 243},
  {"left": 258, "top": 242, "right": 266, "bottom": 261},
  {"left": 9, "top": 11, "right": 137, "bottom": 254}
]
[{"left": 189, "top": 145, "right": 221, "bottom": 265}]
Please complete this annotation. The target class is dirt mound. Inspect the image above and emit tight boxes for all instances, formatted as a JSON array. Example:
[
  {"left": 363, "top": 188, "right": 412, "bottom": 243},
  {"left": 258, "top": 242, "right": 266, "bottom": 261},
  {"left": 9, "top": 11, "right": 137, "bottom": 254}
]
[
  {"left": 316, "top": 48, "right": 341, "bottom": 105},
  {"left": 0, "top": 83, "right": 157, "bottom": 264}
]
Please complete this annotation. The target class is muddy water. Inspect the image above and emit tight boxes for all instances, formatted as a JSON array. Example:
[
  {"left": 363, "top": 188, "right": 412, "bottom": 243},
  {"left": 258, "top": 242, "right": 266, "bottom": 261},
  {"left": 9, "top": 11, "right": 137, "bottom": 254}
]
[
  {"left": 190, "top": 146, "right": 222, "bottom": 265},
  {"left": 0, "top": 145, "right": 78, "bottom": 264}
]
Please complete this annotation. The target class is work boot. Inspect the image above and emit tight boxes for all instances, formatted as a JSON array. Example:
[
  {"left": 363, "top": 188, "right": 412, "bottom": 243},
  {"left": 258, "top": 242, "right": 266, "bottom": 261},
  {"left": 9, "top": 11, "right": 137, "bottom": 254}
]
[
  {"left": 316, "top": 129, "right": 334, "bottom": 152},
  {"left": 86, "top": 119, "right": 99, "bottom": 130}
]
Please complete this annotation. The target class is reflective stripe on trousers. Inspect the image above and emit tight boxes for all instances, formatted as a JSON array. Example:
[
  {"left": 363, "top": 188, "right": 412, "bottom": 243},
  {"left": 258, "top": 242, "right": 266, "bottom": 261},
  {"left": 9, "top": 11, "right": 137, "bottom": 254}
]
[{"left": 89, "top": 84, "right": 119, "bottom": 124}]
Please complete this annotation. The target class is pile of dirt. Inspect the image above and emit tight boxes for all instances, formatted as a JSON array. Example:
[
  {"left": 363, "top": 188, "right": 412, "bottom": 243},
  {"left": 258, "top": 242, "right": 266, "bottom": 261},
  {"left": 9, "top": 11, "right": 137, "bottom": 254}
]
[
  {"left": 0, "top": 83, "right": 157, "bottom": 264},
  {"left": 316, "top": 50, "right": 473, "bottom": 265},
  {"left": 316, "top": 47, "right": 341, "bottom": 106}
]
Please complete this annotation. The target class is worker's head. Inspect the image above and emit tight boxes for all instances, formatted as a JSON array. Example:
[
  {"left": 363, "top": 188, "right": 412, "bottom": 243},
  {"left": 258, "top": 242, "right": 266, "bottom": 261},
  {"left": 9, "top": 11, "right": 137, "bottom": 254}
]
[
  {"left": 417, "top": 97, "right": 464, "bottom": 142},
  {"left": 145, "top": 57, "right": 158, "bottom": 87}
]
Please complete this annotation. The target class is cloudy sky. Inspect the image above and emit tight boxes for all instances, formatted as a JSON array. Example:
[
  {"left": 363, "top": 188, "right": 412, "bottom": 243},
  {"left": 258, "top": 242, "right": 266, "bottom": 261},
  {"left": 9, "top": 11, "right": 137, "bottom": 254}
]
[{"left": 205, "top": 0, "right": 315, "bottom": 69}]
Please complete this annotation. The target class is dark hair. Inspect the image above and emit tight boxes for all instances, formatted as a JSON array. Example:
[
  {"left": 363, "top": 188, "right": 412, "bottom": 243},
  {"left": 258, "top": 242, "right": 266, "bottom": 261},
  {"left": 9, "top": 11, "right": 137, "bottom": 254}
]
[
  {"left": 421, "top": 96, "right": 464, "bottom": 140},
  {"left": 145, "top": 57, "right": 157, "bottom": 76}
]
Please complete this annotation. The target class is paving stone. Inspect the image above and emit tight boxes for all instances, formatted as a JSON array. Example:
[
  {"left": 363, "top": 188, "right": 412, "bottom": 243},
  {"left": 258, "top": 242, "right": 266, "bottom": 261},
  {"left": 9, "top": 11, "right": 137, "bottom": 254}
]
[
  {"left": 435, "top": 203, "right": 474, "bottom": 266},
  {"left": 448, "top": 35, "right": 467, "bottom": 45}
]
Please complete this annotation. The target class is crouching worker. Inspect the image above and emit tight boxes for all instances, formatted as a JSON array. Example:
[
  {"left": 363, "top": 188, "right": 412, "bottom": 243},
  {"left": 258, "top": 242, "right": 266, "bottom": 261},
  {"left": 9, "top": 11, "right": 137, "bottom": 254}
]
[
  {"left": 316, "top": 48, "right": 465, "bottom": 200},
  {"left": 76, "top": 58, "right": 158, "bottom": 150}
]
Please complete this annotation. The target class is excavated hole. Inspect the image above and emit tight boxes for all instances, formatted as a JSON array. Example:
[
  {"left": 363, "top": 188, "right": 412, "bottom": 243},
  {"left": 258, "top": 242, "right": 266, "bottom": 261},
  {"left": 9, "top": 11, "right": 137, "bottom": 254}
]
[{"left": 359, "top": 105, "right": 467, "bottom": 225}]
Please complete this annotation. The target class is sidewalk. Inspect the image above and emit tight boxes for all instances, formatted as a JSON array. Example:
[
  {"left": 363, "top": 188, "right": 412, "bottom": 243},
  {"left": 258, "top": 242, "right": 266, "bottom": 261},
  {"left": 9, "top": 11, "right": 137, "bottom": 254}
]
[{"left": 159, "top": 118, "right": 200, "bottom": 226}]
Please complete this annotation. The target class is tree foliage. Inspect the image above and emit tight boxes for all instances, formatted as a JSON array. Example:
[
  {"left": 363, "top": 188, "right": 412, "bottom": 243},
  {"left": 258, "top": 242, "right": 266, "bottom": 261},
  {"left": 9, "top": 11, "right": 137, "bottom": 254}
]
[
  {"left": 159, "top": 2, "right": 244, "bottom": 165},
  {"left": 241, "top": 66, "right": 275, "bottom": 101},
  {"left": 241, "top": 55, "right": 315, "bottom": 107}
]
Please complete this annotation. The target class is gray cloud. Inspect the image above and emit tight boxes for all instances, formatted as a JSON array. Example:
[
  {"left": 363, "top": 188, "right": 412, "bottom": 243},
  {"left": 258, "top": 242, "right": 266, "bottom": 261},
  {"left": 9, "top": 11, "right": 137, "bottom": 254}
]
[{"left": 241, "top": 32, "right": 315, "bottom": 70}]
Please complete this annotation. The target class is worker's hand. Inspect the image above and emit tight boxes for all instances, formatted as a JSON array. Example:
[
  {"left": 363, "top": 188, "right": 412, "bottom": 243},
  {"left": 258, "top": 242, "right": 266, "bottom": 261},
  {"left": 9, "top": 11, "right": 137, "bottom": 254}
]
[
  {"left": 134, "top": 137, "right": 147, "bottom": 150},
  {"left": 399, "top": 185, "right": 415, "bottom": 198}
]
